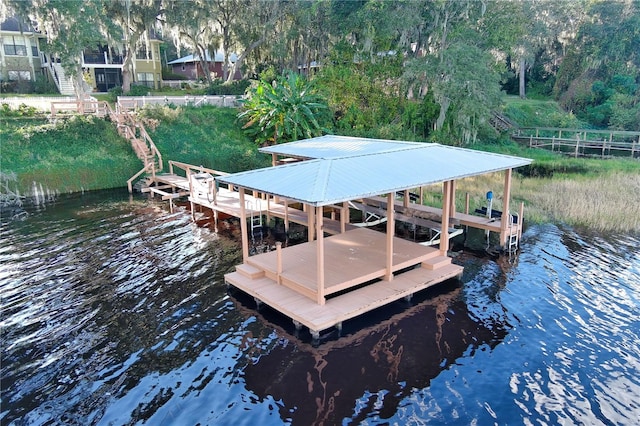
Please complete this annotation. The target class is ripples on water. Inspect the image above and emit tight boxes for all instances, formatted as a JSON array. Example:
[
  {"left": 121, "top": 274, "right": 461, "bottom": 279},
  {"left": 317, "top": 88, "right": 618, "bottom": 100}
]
[{"left": 1, "top": 191, "right": 638, "bottom": 425}]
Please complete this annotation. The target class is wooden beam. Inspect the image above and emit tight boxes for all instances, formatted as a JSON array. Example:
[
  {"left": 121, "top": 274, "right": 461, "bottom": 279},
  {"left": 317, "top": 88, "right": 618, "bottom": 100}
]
[
  {"left": 440, "top": 181, "right": 452, "bottom": 256},
  {"left": 500, "top": 168, "right": 513, "bottom": 247},
  {"left": 450, "top": 180, "right": 457, "bottom": 217},
  {"left": 307, "top": 205, "right": 315, "bottom": 242},
  {"left": 385, "top": 192, "right": 395, "bottom": 281},
  {"left": 239, "top": 189, "right": 249, "bottom": 262},
  {"left": 276, "top": 241, "right": 282, "bottom": 284},
  {"left": 316, "top": 206, "right": 325, "bottom": 305},
  {"left": 341, "top": 201, "right": 348, "bottom": 233},
  {"left": 284, "top": 198, "right": 289, "bottom": 233}
]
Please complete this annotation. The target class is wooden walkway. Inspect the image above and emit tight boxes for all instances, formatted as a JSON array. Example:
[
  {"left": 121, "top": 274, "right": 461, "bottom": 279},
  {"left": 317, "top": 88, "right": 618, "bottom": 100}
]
[
  {"left": 362, "top": 196, "right": 521, "bottom": 242},
  {"left": 143, "top": 167, "right": 521, "bottom": 243},
  {"left": 512, "top": 127, "right": 640, "bottom": 158},
  {"left": 225, "top": 227, "right": 462, "bottom": 337}
]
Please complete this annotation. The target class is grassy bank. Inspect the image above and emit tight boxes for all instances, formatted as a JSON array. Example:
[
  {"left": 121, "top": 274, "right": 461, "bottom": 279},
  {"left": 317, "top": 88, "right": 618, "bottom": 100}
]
[
  {"left": 1, "top": 115, "right": 141, "bottom": 197},
  {"left": 451, "top": 142, "right": 640, "bottom": 233},
  {"left": 2, "top": 102, "right": 638, "bottom": 233},
  {"left": 139, "top": 105, "right": 268, "bottom": 173}
]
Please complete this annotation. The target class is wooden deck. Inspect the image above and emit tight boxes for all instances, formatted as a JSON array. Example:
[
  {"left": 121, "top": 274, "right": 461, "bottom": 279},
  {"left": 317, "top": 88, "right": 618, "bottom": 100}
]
[
  {"left": 143, "top": 171, "right": 521, "bottom": 248},
  {"left": 225, "top": 227, "right": 462, "bottom": 337},
  {"left": 362, "top": 196, "right": 521, "bottom": 241},
  {"left": 190, "top": 186, "right": 357, "bottom": 235}
]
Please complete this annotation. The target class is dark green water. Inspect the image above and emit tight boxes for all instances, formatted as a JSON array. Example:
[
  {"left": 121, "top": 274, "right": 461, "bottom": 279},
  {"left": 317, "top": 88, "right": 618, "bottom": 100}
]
[{"left": 1, "top": 190, "right": 639, "bottom": 425}]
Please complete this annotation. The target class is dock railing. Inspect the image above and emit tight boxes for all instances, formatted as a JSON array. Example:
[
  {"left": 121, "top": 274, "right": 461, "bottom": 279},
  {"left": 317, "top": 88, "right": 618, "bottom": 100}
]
[
  {"left": 117, "top": 95, "right": 242, "bottom": 112},
  {"left": 50, "top": 98, "right": 110, "bottom": 117},
  {"left": 513, "top": 127, "right": 640, "bottom": 158},
  {"left": 168, "top": 161, "right": 230, "bottom": 203},
  {"left": 118, "top": 110, "right": 163, "bottom": 173}
]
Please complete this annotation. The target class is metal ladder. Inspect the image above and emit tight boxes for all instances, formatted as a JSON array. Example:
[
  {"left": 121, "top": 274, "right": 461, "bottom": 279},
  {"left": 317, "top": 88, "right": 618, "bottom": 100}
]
[
  {"left": 507, "top": 213, "right": 519, "bottom": 253},
  {"left": 246, "top": 200, "right": 263, "bottom": 243}
]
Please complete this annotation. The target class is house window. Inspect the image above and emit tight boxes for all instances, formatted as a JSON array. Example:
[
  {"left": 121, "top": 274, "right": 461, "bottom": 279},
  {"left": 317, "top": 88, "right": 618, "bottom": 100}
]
[
  {"left": 3, "top": 37, "right": 27, "bottom": 56},
  {"left": 31, "top": 45, "right": 38, "bottom": 57},
  {"left": 136, "top": 48, "right": 150, "bottom": 60},
  {"left": 136, "top": 72, "right": 154, "bottom": 88},
  {"left": 8, "top": 70, "right": 32, "bottom": 81}
]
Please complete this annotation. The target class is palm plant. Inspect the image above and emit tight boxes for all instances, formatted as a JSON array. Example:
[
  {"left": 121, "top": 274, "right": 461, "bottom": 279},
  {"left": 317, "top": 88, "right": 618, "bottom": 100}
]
[{"left": 238, "top": 71, "right": 330, "bottom": 145}]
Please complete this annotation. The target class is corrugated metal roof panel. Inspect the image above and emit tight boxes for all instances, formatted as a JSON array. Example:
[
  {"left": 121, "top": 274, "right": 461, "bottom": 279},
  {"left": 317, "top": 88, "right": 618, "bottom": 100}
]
[
  {"left": 220, "top": 142, "right": 532, "bottom": 206},
  {"left": 259, "top": 135, "right": 428, "bottom": 159}
]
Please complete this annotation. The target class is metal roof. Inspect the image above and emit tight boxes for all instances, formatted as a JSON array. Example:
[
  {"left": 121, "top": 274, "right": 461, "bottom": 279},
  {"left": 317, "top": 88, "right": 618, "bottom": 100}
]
[
  {"left": 259, "top": 135, "right": 427, "bottom": 159},
  {"left": 219, "top": 138, "right": 532, "bottom": 207},
  {"left": 167, "top": 52, "right": 238, "bottom": 65}
]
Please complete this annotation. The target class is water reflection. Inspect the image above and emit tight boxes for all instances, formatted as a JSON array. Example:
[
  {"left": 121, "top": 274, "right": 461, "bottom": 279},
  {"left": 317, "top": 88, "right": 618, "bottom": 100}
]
[
  {"left": 239, "top": 283, "right": 508, "bottom": 424},
  {"left": 1, "top": 192, "right": 639, "bottom": 425}
]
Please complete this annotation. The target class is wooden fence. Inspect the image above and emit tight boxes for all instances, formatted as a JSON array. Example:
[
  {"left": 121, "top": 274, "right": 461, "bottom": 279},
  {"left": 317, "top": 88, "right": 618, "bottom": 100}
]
[
  {"left": 512, "top": 127, "right": 640, "bottom": 158},
  {"left": 116, "top": 95, "right": 242, "bottom": 111}
]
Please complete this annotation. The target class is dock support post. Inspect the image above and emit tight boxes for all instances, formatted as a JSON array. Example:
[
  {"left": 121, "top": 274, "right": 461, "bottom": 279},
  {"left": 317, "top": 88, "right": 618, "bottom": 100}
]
[
  {"left": 292, "top": 320, "right": 302, "bottom": 331},
  {"left": 385, "top": 192, "right": 395, "bottom": 281},
  {"left": 276, "top": 242, "right": 282, "bottom": 284},
  {"left": 239, "top": 189, "right": 249, "bottom": 263},
  {"left": 316, "top": 206, "right": 326, "bottom": 305},
  {"left": 307, "top": 205, "right": 315, "bottom": 242},
  {"left": 340, "top": 201, "right": 348, "bottom": 233},
  {"left": 450, "top": 180, "right": 457, "bottom": 218},
  {"left": 284, "top": 198, "right": 289, "bottom": 234},
  {"left": 500, "top": 169, "right": 513, "bottom": 249},
  {"left": 518, "top": 201, "right": 525, "bottom": 240},
  {"left": 465, "top": 192, "right": 470, "bottom": 214},
  {"left": 439, "top": 181, "right": 452, "bottom": 256}
]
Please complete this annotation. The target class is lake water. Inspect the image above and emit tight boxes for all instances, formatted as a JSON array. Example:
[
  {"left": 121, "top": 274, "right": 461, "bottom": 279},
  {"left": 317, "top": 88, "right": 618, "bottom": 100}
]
[{"left": 1, "top": 190, "right": 639, "bottom": 425}]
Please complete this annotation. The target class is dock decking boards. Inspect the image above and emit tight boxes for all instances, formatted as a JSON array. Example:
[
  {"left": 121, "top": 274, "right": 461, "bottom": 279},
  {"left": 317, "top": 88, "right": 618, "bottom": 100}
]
[{"left": 224, "top": 227, "right": 463, "bottom": 336}]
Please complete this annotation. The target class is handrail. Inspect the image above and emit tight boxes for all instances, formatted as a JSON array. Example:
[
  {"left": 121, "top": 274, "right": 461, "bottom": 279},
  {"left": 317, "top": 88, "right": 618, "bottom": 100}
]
[
  {"left": 127, "top": 163, "right": 155, "bottom": 193},
  {"left": 167, "top": 160, "right": 229, "bottom": 177},
  {"left": 119, "top": 110, "right": 163, "bottom": 172},
  {"left": 137, "top": 122, "right": 163, "bottom": 172}
]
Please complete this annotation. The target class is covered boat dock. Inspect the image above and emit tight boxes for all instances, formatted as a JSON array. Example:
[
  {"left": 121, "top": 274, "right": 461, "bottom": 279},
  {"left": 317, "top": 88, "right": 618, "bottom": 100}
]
[{"left": 218, "top": 136, "right": 532, "bottom": 339}]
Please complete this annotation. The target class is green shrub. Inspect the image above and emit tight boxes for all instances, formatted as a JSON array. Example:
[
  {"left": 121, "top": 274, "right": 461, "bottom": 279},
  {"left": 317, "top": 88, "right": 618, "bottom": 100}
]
[
  {"left": 107, "top": 86, "right": 123, "bottom": 102},
  {"left": 33, "top": 78, "right": 59, "bottom": 94},
  {"left": 128, "top": 85, "right": 151, "bottom": 96},
  {"left": 205, "top": 79, "right": 250, "bottom": 96},
  {"left": 161, "top": 67, "right": 187, "bottom": 81}
]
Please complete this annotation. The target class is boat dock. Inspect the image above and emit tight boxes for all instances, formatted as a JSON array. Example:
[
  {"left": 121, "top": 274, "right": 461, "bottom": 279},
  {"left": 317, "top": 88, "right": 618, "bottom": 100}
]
[{"left": 140, "top": 136, "right": 532, "bottom": 340}]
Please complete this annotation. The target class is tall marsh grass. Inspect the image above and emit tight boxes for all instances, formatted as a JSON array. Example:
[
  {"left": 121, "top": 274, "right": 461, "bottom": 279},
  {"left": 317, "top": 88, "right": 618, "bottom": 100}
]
[{"left": 528, "top": 173, "right": 640, "bottom": 232}]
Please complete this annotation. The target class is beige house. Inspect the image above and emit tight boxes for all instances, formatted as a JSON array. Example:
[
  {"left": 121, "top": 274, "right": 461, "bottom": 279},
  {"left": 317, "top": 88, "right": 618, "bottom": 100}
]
[
  {"left": 1, "top": 16, "right": 162, "bottom": 95},
  {"left": 0, "top": 17, "right": 44, "bottom": 85}
]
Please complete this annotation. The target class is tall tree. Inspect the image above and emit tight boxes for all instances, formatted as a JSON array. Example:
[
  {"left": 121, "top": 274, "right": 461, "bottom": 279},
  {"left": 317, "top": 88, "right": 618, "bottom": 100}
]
[
  {"left": 505, "top": 0, "right": 587, "bottom": 98},
  {"left": 2, "top": 0, "right": 108, "bottom": 97},
  {"left": 225, "top": 0, "right": 292, "bottom": 82},
  {"left": 103, "top": 0, "right": 165, "bottom": 93},
  {"left": 164, "top": 0, "right": 221, "bottom": 85}
]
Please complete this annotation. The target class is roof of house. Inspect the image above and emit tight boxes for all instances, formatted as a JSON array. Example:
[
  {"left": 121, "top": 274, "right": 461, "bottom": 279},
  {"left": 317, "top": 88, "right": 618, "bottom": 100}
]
[
  {"left": 1, "top": 17, "right": 37, "bottom": 33},
  {"left": 167, "top": 52, "right": 238, "bottom": 65},
  {"left": 218, "top": 136, "right": 533, "bottom": 207}
]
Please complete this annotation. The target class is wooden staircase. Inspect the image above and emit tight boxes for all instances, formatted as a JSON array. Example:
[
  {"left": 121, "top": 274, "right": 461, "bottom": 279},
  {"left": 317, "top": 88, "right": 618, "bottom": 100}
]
[
  {"left": 106, "top": 104, "right": 164, "bottom": 193},
  {"left": 490, "top": 111, "right": 516, "bottom": 133}
]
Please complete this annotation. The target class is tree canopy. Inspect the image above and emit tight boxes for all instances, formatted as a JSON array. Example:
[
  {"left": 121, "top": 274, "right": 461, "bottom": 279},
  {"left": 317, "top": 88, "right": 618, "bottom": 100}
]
[{"left": 3, "top": 0, "right": 639, "bottom": 136}]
